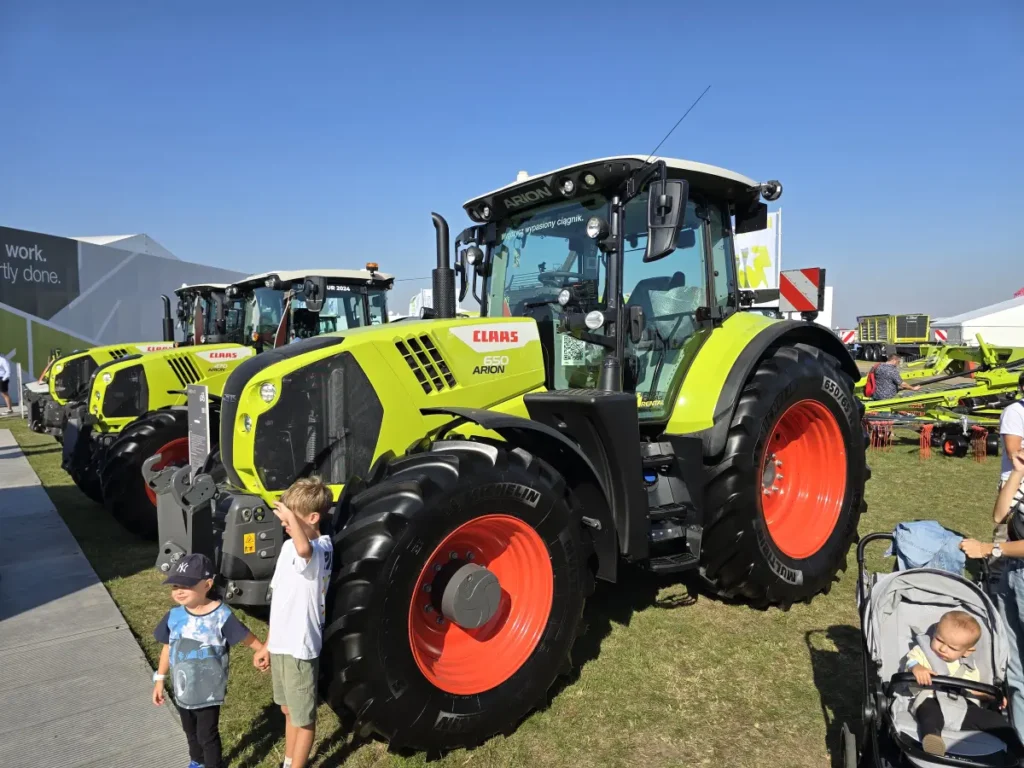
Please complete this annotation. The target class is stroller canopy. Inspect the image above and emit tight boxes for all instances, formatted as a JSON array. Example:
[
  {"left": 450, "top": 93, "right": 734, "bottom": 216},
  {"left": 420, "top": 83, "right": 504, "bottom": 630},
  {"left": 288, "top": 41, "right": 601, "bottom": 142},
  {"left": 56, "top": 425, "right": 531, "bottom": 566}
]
[{"left": 865, "top": 569, "right": 1008, "bottom": 686}]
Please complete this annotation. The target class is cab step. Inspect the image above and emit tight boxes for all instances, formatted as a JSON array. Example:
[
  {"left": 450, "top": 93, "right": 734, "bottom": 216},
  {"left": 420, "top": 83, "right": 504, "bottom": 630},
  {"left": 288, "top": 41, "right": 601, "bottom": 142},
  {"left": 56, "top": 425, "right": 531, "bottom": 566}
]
[{"left": 648, "top": 552, "right": 699, "bottom": 574}]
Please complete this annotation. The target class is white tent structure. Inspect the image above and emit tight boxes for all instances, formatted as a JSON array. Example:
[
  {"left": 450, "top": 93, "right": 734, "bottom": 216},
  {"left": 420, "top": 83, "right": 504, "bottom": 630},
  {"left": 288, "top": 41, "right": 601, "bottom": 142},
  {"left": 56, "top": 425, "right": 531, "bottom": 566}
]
[{"left": 932, "top": 297, "right": 1024, "bottom": 346}]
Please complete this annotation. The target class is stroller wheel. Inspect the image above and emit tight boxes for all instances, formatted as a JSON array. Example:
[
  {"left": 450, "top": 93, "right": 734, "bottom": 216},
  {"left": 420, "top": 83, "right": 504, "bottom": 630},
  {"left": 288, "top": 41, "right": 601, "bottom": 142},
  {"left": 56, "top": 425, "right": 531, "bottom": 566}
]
[{"left": 841, "top": 722, "right": 858, "bottom": 768}]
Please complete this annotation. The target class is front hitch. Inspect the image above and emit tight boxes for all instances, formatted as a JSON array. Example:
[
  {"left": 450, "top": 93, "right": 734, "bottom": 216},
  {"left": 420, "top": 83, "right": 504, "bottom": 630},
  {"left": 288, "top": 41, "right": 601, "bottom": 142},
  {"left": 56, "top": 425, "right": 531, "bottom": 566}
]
[{"left": 149, "top": 461, "right": 282, "bottom": 607}]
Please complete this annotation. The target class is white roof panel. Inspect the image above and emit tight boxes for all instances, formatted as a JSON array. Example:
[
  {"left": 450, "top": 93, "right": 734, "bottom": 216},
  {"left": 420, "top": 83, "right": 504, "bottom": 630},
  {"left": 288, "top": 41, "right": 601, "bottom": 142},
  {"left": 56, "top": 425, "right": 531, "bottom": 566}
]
[
  {"left": 465, "top": 155, "right": 759, "bottom": 206},
  {"left": 234, "top": 268, "right": 394, "bottom": 290},
  {"left": 932, "top": 296, "right": 1024, "bottom": 326}
]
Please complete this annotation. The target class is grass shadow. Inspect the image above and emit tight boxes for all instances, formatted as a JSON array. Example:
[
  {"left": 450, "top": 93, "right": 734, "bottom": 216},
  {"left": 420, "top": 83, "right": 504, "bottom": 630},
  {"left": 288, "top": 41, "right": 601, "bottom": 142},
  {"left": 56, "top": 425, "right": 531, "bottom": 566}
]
[
  {"left": 226, "top": 702, "right": 287, "bottom": 767},
  {"left": 552, "top": 565, "right": 696, "bottom": 700},
  {"left": 806, "top": 626, "right": 864, "bottom": 767}
]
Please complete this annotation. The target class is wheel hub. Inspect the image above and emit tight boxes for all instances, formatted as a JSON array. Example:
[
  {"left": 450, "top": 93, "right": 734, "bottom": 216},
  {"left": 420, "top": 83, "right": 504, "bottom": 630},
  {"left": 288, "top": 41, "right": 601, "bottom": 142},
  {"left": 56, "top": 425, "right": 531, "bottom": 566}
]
[
  {"left": 425, "top": 559, "right": 502, "bottom": 629},
  {"left": 761, "top": 453, "right": 784, "bottom": 496}
]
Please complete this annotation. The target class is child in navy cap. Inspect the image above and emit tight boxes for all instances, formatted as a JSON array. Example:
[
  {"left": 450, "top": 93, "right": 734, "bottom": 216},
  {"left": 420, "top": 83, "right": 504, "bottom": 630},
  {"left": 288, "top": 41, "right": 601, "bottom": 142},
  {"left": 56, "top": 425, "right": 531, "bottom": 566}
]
[{"left": 152, "top": 553, "right": 267, "bottom": 768}]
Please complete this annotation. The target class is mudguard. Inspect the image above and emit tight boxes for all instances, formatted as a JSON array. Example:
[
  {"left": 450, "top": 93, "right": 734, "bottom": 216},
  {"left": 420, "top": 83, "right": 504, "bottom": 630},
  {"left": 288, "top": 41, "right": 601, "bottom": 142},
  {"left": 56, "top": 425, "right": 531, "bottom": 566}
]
[{"left": 703, "top": 320, "right": 860, "bottom": 458}]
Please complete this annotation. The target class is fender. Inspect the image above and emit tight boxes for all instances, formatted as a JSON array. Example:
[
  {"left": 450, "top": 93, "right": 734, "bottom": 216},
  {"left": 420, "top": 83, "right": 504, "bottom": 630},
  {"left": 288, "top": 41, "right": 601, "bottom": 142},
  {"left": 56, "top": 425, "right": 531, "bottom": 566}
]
[
  {"left": 422, "top": 405, "right": 619, "bottom": 583},
  {"left": 703, "top": 320, "right": 860, "bottom": 458}
]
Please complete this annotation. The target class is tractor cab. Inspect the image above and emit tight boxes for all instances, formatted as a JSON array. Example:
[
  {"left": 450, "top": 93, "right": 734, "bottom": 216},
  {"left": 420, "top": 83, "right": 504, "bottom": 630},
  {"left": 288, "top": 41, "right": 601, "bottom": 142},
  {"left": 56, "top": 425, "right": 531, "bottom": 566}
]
[
  {"left": 454, "top": 156, "right": 782, "bottom": 422},
  {"left": 173, "top": 283, "right": 245, "bottom": 346},
  {"left": 229, "top": 265, "right": 393, "bottom": 351}
]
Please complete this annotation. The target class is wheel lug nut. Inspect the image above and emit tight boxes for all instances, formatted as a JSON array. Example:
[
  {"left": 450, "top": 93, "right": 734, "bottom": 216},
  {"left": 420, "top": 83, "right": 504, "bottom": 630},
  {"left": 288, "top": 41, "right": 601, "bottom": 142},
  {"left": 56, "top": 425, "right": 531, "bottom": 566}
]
[
  {"left": 436, "top": 616, "right": 445, "bottom": 626},
  {"left": 775, "top": 460, "right": 783, "bottom": 467},
  {"left": 776, "top": 474, "right": 784, "bottom": 480},
  {"left": 466, "top": 551, "right": 474, "bottom": 561},
  {"left": 423, "top": 584, "right": 432, "bottom": 593},
  {"left": 424, "top": 604, "right": 433, "bottom": 613},
  {"left": 434, "top": 563, "right": 442, "bottom": 572},
  {"left": 449, "top": 551, "right": 458, "bottom": 560}
]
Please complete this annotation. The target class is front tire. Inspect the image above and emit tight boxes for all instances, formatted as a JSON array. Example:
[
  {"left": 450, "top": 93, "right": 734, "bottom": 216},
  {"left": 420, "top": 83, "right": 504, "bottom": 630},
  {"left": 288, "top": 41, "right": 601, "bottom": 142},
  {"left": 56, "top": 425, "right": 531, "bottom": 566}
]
[
  {"left": 99, "top": 408, "right": 191, "bottom": 539},
  {"left": 66, "top": 425, "right": 103, "bottom": 505},
  {"left": 322, "top": 440, "right": 592, "bottom": 751},
  {"left": 701, "top": 344, "right": 867, "bottom": 608}
]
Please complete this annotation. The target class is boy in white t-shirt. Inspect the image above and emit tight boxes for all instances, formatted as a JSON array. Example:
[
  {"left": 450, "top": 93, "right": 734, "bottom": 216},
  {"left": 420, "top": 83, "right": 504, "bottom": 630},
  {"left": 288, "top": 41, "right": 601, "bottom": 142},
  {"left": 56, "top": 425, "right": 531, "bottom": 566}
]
[{"left": 253, "top": 477, "right": 334, "bottom": 768}]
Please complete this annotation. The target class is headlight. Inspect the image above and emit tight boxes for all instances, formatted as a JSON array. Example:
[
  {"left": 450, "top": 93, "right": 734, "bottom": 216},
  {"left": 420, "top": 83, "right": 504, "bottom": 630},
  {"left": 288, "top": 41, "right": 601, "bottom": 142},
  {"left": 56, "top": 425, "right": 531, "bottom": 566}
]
[
  {"left": 586, "top": 217, "right": 608, "bottom": 240},
  {"left": 557, "top": 288, "right": 571, "bottom": 307},
  {"left": 241, "top": 414, "right": 252, "bottom": 432},
  {"left": 259, "top": 382, "right": 276, "bottom": 403},
  {"left": 102, "top": 373, "right": 112, "bottom": 384},
  {"left": 585, "top": 310, "right": 605, "bottom": 330}
]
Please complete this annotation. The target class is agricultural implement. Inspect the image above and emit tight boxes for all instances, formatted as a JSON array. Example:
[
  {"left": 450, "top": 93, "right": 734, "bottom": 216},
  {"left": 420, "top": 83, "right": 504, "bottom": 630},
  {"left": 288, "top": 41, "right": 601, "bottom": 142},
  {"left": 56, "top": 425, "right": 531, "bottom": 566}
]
[
  {"left": 148, "top": 155, "right": 868, "bottom": 751},
  {"left": 854, "top": 313, "right": 930, "bottom": 361},
  {"left": 860, "top": 336, "right": 1024, "bottom": 456},
  {"left": 62, "top": 267, "right": 393, "bottom": 538}
]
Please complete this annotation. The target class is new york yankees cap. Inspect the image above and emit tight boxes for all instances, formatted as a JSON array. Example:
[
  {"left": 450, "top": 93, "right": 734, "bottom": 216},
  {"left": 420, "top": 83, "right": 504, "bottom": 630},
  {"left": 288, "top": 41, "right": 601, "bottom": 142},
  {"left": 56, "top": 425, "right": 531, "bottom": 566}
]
[{"left": 163, "top": 553, "right": 215, "bottom": 587}]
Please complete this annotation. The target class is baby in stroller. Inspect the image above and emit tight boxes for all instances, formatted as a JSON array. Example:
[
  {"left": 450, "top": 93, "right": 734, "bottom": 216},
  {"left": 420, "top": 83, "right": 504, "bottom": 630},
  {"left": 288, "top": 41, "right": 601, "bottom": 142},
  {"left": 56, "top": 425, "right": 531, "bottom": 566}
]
[
  {"left": 901, "top": 609, "right": 1016, "bottom": 756},
  {"left": 848, "top": 533, "right": 1024, "bottom": 768}
]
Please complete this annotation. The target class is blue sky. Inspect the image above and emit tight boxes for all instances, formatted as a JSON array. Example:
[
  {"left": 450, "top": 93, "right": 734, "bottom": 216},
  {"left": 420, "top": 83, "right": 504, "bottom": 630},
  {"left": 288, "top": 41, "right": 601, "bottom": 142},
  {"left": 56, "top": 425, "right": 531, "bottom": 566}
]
[{"left": 1, "top": 1, "right": 1021, "bottom": 325}]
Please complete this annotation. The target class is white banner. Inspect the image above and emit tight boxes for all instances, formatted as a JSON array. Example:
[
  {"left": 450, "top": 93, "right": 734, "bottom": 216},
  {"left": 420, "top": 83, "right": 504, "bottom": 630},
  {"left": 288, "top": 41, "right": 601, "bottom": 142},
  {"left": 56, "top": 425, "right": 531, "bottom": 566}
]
[{"left": 734, "top": 210, "right": 782, "bottom": 291}]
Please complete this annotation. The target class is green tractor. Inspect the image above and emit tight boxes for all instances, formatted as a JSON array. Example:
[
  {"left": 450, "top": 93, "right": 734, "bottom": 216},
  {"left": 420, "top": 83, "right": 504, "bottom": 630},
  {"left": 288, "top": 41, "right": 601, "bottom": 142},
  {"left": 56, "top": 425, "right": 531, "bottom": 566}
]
[
  {"left": 67, "top": 267, "right": 394, "bottom": 538},
  {"left": 28, "top": 285, "right": 213, "bottom": 442},
  {"left": 150, "top": 156, "right": 867, "bottom": 751}
]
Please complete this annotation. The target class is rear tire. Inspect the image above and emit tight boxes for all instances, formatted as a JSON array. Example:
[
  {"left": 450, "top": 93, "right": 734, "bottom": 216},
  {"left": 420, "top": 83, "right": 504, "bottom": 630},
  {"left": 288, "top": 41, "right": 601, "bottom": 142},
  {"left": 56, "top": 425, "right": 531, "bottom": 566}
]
[
  {"left": 701, "top": 344, "right": 867, "bottom": 608},
  {"left": 942, "top": 433, "right": 969, "bottom": 458},
  {"left": 322, "top": 440, "right": 593, "bottom": 751},
  {"left": 99, "top": 408, "right": 192, "bottom": 539}
]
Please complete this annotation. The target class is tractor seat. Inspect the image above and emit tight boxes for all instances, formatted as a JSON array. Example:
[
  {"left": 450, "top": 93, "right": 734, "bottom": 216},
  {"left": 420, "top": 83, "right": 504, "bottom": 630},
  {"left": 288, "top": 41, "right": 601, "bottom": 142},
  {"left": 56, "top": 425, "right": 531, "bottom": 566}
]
[{"left": 626, "top": 272, "right": 701, "bottom": 343}]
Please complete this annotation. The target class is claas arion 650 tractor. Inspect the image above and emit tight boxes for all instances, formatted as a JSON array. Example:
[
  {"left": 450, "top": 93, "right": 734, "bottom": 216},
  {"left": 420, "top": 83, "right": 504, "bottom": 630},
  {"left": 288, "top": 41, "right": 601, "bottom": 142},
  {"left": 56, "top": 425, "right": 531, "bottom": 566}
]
[
  {"left": 149, "top": 156, "right": 867, "bottom": 751},
  {"left": 63, "top": 268, "right": 392, "bottom": 538}
]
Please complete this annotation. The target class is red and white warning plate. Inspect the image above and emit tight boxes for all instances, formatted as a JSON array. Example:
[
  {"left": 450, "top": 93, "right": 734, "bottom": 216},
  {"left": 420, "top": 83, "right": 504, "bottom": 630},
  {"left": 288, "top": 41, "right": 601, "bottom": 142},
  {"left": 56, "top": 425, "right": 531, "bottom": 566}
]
[{"left": 779, "top": 268, "right": 825, "bottom": 313}]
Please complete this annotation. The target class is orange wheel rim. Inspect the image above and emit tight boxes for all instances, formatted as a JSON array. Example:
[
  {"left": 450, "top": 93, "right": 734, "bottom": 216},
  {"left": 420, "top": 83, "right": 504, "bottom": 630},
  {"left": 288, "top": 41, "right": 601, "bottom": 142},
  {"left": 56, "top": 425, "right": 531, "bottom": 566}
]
[
  {"left": 760, "top": 400, "right": 847, "bottom": 560},
  {"left": 408, "top": 514, "right": 553, "bottom": 695},
  {"left": 144, "top": 437, "right": 189, "bottom": 505}
]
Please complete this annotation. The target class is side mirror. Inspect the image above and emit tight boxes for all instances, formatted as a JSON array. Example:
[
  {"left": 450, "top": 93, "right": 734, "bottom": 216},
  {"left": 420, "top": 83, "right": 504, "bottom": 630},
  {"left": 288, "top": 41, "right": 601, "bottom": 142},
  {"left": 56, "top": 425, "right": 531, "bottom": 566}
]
[
  {"left": 644, "top": 180, "right": 689, "bottom": 263},
  {"left": 302, "top": 276, "right": 327, "bottom": 313}
]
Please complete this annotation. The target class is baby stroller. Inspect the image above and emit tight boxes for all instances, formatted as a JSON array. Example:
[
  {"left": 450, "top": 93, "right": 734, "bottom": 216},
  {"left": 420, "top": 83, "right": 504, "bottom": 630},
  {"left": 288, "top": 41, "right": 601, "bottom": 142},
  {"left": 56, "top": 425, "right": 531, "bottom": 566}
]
[{"left": 845, "top": 532, "right": 1024, "bottom": 767}]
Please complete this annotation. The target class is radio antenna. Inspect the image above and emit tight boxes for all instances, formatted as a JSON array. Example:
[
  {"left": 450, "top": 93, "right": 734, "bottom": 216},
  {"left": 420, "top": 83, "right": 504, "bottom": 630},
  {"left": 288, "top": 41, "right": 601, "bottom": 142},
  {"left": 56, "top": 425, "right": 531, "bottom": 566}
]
[{"left": 643, "top": 84, "right": 712, "bottom": 165}]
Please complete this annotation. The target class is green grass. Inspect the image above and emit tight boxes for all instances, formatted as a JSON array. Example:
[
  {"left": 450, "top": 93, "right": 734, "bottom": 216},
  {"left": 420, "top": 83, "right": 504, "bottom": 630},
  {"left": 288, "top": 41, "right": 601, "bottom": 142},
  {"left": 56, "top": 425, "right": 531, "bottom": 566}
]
[{"left": 7, "top": 419, "right": 1002, "bottom": 767}]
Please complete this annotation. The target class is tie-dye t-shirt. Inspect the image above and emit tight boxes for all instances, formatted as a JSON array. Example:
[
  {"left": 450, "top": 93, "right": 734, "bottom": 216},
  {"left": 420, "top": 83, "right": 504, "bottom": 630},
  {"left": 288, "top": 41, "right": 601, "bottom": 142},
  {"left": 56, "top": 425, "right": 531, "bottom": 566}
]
[{"left": 153, "top": 603, "right": 250, "bottom": 709}]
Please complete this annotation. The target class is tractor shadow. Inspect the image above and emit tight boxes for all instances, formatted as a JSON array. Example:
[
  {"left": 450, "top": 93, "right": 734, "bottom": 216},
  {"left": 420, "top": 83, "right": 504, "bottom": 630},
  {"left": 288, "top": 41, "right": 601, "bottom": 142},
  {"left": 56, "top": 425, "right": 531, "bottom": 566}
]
[
  {"left": 550, "top": 565, "right": 697, "bottom": 701},
  {"left": 806, "top": 626, "right": 864, "bottom": 768}
]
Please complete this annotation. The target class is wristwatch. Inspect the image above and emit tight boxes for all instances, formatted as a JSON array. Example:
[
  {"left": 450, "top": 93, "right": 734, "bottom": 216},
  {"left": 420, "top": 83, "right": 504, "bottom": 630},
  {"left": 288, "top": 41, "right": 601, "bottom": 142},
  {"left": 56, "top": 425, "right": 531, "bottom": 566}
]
[
  {"left": 992, "top": 544, "right": 1003, "bottom": 559},
  {"left": 153, "top": 672, "right": 167, "bottom": 682}
]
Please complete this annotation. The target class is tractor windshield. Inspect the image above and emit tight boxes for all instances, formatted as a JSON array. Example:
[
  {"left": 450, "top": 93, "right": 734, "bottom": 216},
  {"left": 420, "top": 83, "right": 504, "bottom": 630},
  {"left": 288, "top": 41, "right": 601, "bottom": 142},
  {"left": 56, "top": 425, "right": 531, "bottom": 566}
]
[
  {"left": 244, "top": 287, "right": 286, "bottom": 347},
  {"left": 199, "top": 294, "right": 246, "bottom": 344},
  {"left": 486, "top": 191, "right": 723, "bottom": 420},
  {"left": 292, "top": 288, "right": 365, "bottom": 338}
]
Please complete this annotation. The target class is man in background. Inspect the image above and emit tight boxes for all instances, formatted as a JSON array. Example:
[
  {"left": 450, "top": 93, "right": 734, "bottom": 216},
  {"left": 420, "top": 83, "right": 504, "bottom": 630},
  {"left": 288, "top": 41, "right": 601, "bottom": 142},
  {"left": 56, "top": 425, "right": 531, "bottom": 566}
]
[
  {"left": 872, "top": 346, "right": 922, "bottom": 400},
  {"left": 0, "top": 352, "right": 12, "bottom": 415}
]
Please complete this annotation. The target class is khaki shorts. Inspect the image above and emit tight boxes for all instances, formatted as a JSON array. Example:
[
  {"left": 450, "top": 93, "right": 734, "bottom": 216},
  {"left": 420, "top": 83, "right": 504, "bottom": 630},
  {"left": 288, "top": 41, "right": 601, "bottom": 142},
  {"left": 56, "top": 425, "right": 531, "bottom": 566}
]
[{"left": 271, "top": 654, "right": 319, "bottom": 728}]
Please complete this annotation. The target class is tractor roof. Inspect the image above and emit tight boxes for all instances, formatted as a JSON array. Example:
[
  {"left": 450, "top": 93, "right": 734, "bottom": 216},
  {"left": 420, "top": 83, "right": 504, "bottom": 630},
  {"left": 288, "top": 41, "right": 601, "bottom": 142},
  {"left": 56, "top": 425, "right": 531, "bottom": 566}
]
[
  {"left": 174, "top": 283, "right": 228, "bottom": 296},
  {"left": 233, "top": 268, "right": 394, "bottom": 290},
  {"left": 464, "top": 155, "right": 763, "bottom": 221}
]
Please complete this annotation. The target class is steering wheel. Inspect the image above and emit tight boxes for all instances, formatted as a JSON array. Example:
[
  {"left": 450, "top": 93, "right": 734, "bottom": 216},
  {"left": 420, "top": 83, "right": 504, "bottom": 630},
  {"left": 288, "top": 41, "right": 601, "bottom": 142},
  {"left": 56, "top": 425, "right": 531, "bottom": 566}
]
[{"left": 537, "top": 271, "right": 580, "bottom": 287}]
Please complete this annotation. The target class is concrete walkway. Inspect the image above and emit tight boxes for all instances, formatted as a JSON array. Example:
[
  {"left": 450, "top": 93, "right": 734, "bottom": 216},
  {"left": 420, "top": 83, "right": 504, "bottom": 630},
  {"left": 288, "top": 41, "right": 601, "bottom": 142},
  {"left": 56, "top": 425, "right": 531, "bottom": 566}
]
[{"left": 0, "top": 429, "right": 187, "bottom": 767}]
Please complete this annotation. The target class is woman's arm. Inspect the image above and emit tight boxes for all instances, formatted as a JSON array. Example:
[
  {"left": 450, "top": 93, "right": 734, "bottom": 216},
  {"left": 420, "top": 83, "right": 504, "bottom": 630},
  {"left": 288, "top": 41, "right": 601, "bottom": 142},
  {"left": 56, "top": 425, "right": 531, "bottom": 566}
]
[{"left": 994, "top": 457, "right": 1024, "bottom": 524}]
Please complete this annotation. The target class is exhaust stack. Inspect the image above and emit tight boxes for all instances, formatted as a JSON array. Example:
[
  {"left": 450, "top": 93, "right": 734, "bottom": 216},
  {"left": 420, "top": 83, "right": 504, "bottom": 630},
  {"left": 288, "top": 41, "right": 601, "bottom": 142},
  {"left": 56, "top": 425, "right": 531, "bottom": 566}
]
[
  {"left": 431, "top": 213, "right": 456, "bottom": 319},
  {"left": 160, "top": 295, "right": 175, "bottom": 342}
]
